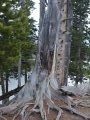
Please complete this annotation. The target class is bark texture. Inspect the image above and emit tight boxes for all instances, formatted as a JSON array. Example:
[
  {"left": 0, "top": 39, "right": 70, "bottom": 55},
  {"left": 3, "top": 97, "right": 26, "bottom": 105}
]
[
  {"left": 39, "top": 0, "right": 59, "bottom": 72},
  {"left": 55, "top": 0, "right": 73, "bottom": 86},
  {"left": 39, "top": 0, "right": 73, "bottom": 86}
]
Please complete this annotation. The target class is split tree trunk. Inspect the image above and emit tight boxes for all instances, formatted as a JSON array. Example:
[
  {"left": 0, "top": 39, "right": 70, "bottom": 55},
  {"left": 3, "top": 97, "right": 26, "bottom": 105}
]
[
  {"left": 39, "top": 0, "right": 59, "bottom": 72},
  {"left": 39, "top": 0, "right": 73, "bottom": 86},
  {"left": 9, "top": 0, "right": 73, "bottom": 103},
  {"left": 0, "top": 1, "right": 73, "bottom": 119}
]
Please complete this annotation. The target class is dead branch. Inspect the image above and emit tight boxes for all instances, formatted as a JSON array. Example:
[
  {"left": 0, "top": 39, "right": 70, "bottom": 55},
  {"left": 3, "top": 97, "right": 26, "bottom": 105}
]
[{"left": 0, "top": 86, "right": 23, "bottom": 101}]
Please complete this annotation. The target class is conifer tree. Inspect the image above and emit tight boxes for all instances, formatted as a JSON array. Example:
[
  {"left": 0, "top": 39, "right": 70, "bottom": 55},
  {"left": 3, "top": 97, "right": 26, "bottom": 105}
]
[
  {"left": 69, "top": 0, "right": 90, "bottom": 84},
  {"left": 0, "top": 0, "right": 37, "bottom": 102}
]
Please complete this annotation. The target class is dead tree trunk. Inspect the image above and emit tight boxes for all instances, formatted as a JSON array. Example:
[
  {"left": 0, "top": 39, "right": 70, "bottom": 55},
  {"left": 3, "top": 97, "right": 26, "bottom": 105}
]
[
  {"left": 39, "top": 0, "right": 46, "bottom": 32},
  {"left": 55, "top": 0, "right": 73, "bottom": 86},
  {"left": 0, "top": 0, "right": 74, "bottom": 120},
  {"left": 0, "top": 1, "right": 90, "bottom": 120},
  {"left": 0, "top": 0, "right": 71, "bottom": 106},
  {"left": 39, "top": 0, "right": 59, "bottom": 72}
]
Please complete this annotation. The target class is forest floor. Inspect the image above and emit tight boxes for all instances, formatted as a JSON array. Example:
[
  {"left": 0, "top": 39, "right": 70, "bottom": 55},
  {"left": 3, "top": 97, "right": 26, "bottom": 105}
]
[{"left": 3, "top": 95, "right": 90, "bottom": 120}]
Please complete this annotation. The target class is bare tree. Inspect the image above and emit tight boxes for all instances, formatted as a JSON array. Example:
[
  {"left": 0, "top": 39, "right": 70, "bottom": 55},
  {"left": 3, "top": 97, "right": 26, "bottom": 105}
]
[
  {"left": 1, "top": 0, "right": 89, "bottom": 120},
  {"left": 55, "top": 0, "right": 73, "bottom": 86}
]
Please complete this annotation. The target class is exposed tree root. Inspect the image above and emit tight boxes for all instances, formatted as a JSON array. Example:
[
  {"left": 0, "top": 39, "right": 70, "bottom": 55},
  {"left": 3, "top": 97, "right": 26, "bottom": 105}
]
[
  {"left": 12, "top": 110, "right": 21, "bottom": 120},
  {"left": 46, "top": 96, "right": 63, "bottom": 120},
  {"left": 0, "top": 71, "right": 90, "bottom": 120},
  {"left": 0, "top": 115, "right": 7, "bottom": 120},
  {"left": 61, "top": 106, "right": 90, "bottom": 120},
  {"left": 79, "top": 104, "right": 90, "bottom": 108},
  {"left": 79, "top": 100, "right": 90, "bottom": 108},
  {"left": 0, "top": 93, "right": 90, "bottom": 120}
]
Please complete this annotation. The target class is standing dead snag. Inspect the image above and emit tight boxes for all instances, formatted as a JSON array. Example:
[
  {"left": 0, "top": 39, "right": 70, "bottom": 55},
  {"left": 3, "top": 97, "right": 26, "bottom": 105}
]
[
  {"left": 0, "top": 0, "right": 62, "bottom": 116},
  {"left": 55, "top": 0, "right": 73, "bottom": 86},
  {"left": 0, "top": 0, "right": 77, "bottom": 120}
]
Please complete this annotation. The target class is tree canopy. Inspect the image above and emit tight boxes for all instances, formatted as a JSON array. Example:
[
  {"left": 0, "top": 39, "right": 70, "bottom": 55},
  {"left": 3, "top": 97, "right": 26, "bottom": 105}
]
[{"left": 69, "top": 0, "right": 90, "bottom": 84}]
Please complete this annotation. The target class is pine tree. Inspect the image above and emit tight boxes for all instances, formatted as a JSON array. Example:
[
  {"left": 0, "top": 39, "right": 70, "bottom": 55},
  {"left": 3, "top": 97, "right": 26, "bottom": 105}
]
[
  {"left": 0, "top": 0, "right": 37, "bottom": 102},
  {"left": 69, "top": 0, "right": 90, "bottom": 84}
]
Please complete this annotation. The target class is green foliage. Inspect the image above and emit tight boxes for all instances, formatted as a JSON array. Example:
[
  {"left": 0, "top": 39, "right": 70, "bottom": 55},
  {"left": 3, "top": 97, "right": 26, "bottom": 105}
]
[
  {"left": 69, "top": 0, "right": 90, "bottom": 84},
  {"left": 0, "top": 0, "right": 37, "bottom": 77}
]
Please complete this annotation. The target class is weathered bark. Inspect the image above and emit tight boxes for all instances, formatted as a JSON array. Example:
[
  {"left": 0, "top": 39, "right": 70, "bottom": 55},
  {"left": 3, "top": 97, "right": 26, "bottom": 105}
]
[
  {"left": 0, "top": 0, "right": 72, "bottom": 107},
  {"left": 0, "top": 0, "right": 60, "bottom": 115},
  {"left": 39, "top": 0, "right": 59, "bottom": 72},
  {"left": 39, "top": 0, "right": 46, "bottom": 32},
  {"left": 61, "top": 83, "right": 90, "bottom": 96},
  {"left": 39, "top": 0, "right": 73, "bottom": 87},
  {"left": 55, "top": 0, "right": 73, "bottom": 86}
]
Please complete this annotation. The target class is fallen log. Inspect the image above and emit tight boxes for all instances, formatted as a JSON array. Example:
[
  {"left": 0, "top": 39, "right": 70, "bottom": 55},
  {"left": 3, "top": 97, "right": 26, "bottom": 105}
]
[{"left": 0, "top": 86, "right": 24, "bottom": 101}]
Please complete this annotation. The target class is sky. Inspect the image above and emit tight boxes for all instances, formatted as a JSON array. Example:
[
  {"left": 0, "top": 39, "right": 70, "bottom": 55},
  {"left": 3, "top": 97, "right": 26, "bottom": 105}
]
[{"left": 31, "top": 0, "right": 39, "bottom": 28}]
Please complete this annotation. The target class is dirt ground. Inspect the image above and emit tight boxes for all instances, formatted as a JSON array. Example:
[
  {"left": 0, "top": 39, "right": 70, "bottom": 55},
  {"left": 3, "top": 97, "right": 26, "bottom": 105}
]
[{"left": 3, "top": 96, "right": 90, "bottom": 120}]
